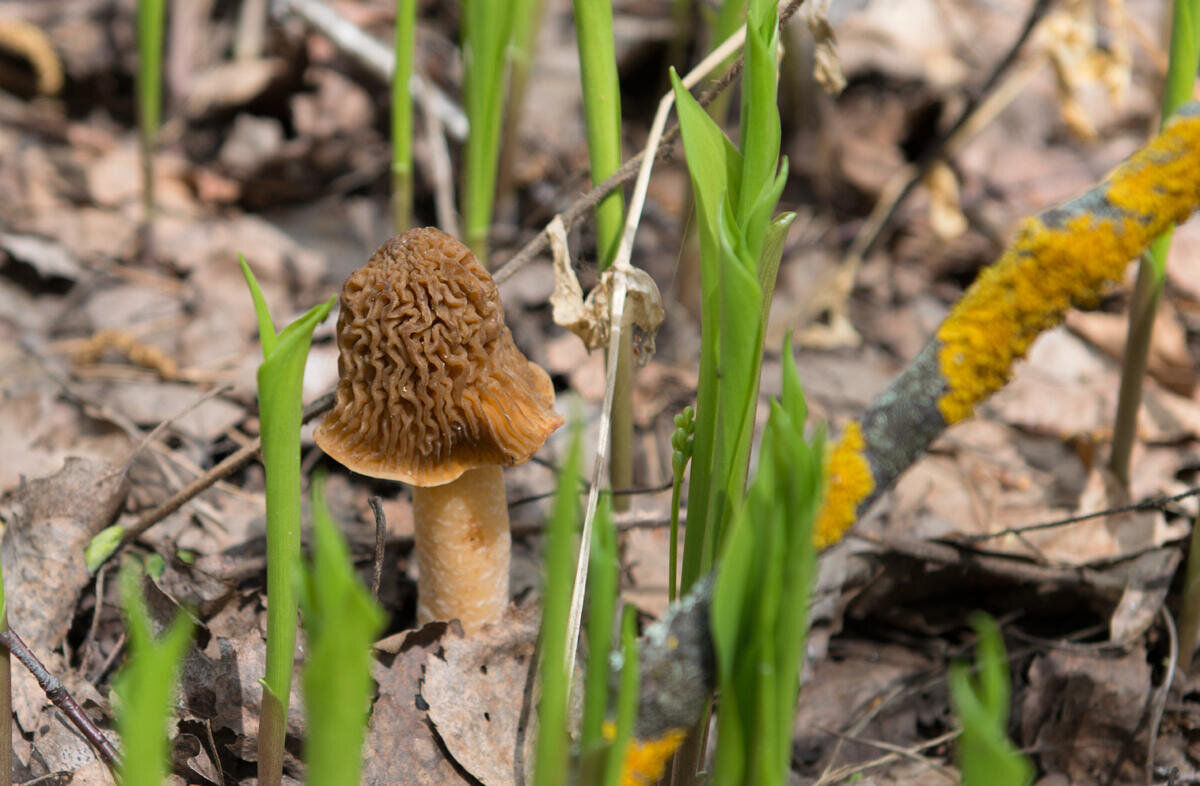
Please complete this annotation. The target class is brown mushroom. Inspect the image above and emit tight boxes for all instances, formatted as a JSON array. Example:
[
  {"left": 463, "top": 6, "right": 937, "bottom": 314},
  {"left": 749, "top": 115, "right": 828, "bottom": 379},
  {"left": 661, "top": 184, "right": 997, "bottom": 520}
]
[{"left": 314, "top": 228, "right": 563, "bottom": 631}]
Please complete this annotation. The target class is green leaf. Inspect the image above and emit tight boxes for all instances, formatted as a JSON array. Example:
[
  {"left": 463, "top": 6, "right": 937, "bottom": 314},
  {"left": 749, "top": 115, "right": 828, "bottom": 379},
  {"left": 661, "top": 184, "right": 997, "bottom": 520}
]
[
  {"left": 239, "top": 254, "right": 278, "bottom": 357},
  {"left": 581, "top": 496, "right": 617, "bottom": 753},
  {"left": 241, "top": 258, "right": 335, "bottom": 785},
  {"left": 86, "top": 525, "right": 125, "bottom": 573},
  {"left": 116, "top": 561, "right": 194, "bottom": 786},
  {"left": 949, "top": 613, "right": 1034, "bottom": 786},
  {"left": 301, "top": 473, "right": 386, "bottom": 786},
  {"left": 534, "top": 413, "right": 583, "bottom": 786}
]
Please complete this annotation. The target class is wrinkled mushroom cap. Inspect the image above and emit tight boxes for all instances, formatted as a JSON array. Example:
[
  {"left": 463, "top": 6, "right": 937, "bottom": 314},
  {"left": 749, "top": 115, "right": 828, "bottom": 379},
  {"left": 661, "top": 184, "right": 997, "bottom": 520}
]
[{"left": 315, "top": 228, "right": 564, "bottom": 487}]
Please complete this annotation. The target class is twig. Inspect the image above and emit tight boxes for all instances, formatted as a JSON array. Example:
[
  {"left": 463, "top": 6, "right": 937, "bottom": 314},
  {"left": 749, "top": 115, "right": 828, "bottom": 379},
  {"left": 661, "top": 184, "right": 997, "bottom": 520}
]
[
  {"left": 490, "top": 0, "right": 805, "bottom": 286},
  {"left": 812, "top": 729, "right": 960, "bottom": 786},
  {"left": 367, "top": 496, "right": 386, "bottom": 599},
  {"left": 508, "top": 479, "right": 673, "bottom": 508},
  {"left": 959, "top": 486, "right": 1200, "bottom": 544},
  {"left": 0, "top": 628, "right": 119, "bottom": 769},
  {"left": 277, "top": 0, "right": 467, "bottom": 139},
  {"left": 118, "top": 392, "right": 335, "bottom": 548}
]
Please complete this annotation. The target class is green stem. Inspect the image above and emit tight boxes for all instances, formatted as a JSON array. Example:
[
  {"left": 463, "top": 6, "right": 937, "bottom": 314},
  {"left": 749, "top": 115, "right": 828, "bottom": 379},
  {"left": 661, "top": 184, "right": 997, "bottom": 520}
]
[
  {"left": 1109, "top": 0, "right": 1197, "bottom": 487},
  {"left": 392, "top": 0, "right": 416, "bottom": 232},
  {"left": 496, "top": 0, "right": 546, "bottom": 218},
  {"left": 461, "top": 0, "right": 516, "bottom": 262}
]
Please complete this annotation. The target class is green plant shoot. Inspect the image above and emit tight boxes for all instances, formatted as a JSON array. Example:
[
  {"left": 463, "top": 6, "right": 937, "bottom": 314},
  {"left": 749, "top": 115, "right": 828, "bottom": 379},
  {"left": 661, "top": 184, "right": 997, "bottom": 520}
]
[
  {"left": 136, "top": 0, "right": 165, "bottom": 222},
  {"left": 709, "top": 337, "right": 823, "bottom": 785},
  {"left": 534, "top": 415, "right": 583, "bottom": 786},
  {"left": 668, "top": 405, "right": 695, "bottom": 601},
  {"left": 674, "top": 0, "right": 792, "bottom": 593},
  {"left": 461, "top": 0, "right": 517, "bottom": 261},
  {"left": 240, "top": 257, "right": 335, "bottom": 786},
  {"left": 571, "top": 0, "right": 625, "bottom": 270},
  {"left": 1109, "top": 0, "right": 1199, "bottom": 486},
  {"left": 392, "top": 0, "right": 416, "bottom": 232},
  {"left": 115, "top": 561, "right": 194, "bottom": 786},
  {"left": 948, "top": 613, "right": 1034, "bottom": 786},
  {"left": 301, "top": 473, "right": 386, "bottom": 786}
]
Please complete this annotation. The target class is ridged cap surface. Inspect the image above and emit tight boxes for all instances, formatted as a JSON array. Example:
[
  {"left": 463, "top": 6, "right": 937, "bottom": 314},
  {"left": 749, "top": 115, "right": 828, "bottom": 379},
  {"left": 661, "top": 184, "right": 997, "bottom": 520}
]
[{"left": 315, "top": 228, "right": 563, "bottom": 486}]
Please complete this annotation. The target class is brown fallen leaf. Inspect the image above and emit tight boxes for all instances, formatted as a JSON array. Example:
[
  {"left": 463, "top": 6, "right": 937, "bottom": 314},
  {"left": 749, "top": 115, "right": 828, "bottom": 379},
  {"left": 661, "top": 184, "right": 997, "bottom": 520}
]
[
  {"left": 0, "top": 457, "right": 127, "bottom": 654},
  {"left": 364, "top": 622, "right": 470, "bottom": 786},
  {"left": 421, "top": 604, "right": 546, "bottom": 786},
  {"left": 1020, "top": 645, "right": 1150, "bottom": 782}
]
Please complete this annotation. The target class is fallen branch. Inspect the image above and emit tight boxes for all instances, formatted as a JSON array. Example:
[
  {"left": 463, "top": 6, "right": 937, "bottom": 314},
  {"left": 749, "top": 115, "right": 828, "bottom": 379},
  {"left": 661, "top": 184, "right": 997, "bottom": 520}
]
[{"left": 0, "top": 627, "right": 120, "bottom": 769}]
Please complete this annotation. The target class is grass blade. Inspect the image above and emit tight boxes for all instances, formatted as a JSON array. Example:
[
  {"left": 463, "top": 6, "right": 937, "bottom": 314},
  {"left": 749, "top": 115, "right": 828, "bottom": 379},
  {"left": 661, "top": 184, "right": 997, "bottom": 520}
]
[
  {"left": 301, "top": 474, "right": 386, "bottom": 786},
  {"left": 115, "top": 562, "right": 193, "bottom": 786},
  {"left": 533, "top": 416, "right": 583, "bottom": 785}
]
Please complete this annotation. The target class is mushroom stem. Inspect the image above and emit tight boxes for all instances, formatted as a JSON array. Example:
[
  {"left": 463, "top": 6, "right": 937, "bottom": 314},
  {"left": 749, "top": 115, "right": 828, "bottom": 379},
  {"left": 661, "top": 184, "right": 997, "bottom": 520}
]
[{"left": 411, "top": 465, "right": 510, "bottom": 631}]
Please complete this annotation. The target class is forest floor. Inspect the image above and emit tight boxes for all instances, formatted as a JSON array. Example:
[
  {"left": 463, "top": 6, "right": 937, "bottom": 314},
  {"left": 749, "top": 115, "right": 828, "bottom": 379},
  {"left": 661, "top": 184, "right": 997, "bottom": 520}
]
[{"left": 2, "top": 0, "right": 1200, "bottom": 783}]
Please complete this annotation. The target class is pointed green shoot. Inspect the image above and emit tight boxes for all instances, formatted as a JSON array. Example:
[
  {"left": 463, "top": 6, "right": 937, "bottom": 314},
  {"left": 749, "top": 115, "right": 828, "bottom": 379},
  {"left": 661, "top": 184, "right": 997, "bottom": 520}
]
[
  {"left": 301, "top": 473, "right": 386, "bottom": 786},
  {"left": 115, "top": 561, "right": 194, "bottom": 786},
  {"left": 240, "top": 259, "right": 335, "bottom": 786}
]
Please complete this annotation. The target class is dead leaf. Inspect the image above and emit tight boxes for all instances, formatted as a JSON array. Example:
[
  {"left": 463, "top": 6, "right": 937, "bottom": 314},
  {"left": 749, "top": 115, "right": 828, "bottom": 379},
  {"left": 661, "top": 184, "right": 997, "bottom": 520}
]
[
  {"left": 804, "top": 0, "right": 846, "bottom": 94},
  {"left": 184, "top": 58, "right": 288, "bottom": 120},
  {"left": 1, "top": 457, "right": 128, "bottom": 653},
  {"left": 363, "top": 623, "right": 470, "bottom": 786},
  {"left": 1020, "top": 645, "right": 1150, "bottom": 782},
  {"left": 548, "top": 216, "right": 665, "bottom": 364},
  {"left": 421, "top": 605, "right": 543, "bottom": 786}
]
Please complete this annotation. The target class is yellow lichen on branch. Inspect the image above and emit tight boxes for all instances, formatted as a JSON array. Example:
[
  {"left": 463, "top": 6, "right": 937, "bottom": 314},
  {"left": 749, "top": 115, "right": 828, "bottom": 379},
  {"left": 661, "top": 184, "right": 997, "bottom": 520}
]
[
  {"left": 813, "top": 422, "right": 874, "bottom": 549},
  {"left": 936, "top": 109, "right": 1200, "bottom": 424},
  {"left": 617, "top": 727, "right": 688, "bottom": 786}
]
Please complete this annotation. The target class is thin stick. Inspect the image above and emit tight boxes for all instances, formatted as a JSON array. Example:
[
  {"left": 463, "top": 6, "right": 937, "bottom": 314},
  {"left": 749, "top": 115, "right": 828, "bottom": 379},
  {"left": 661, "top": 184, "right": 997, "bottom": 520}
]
[
  {"left": 118, "top": 392, "right": 335, "bottom": 548},
  {"left": 367, "top": 496, "right": 387, "bottom": 599},
  {"left": 0, "top": 629, "right": 120, "bottom": 769}
]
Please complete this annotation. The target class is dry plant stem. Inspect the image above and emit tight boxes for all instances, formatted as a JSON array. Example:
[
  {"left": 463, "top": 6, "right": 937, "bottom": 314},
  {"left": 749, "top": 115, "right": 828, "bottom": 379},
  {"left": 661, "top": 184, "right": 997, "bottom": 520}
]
[
  {"left": 368, "top": 496, "right": 387, "bottom": 599},
  {"left": 411, "top": 466, "right": 511, "bottom": 631},
  {"left": 234, "top": 0, "right": 269, "bottom": 60},
  {"left": 610, "top": 337, "right": 634, "bottom": 512},
  {"left": 1148, "top": 606, "right": 1178, "bottom": 783},
  {"left": 1110, "top": 255, "right": 1160, "bottom": 487},
  {"left": 0, "top": 629, "right": 119, "bottom": 769},
  {"left": 420, "top": 75, "right": 460, "bottom": 237},
  {"left": 118, "top": 392, "right": 335, "bottom": 549}
]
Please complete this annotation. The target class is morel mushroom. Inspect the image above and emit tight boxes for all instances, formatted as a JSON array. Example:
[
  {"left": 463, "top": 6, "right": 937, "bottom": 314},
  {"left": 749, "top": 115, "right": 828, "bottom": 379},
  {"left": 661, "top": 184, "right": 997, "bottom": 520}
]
[{"left": 315, "top": 228, "right": 563, "bottom": 631}]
